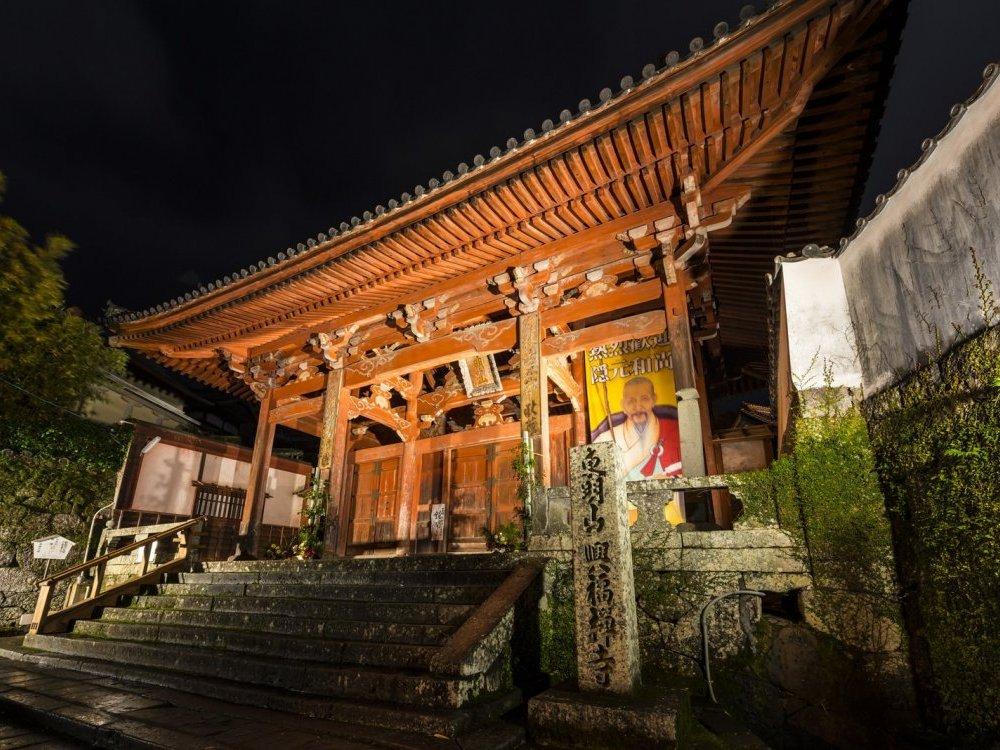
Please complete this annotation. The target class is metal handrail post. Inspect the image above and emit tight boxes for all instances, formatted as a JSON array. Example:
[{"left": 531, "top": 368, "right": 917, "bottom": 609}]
[{"left": 700, "top": 589, "right": 765, "bottom": 703}]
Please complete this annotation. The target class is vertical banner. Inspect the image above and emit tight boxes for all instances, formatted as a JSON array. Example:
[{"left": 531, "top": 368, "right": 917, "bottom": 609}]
[{"left": 585, "top": 333, "right": 682, "bottom": 480}]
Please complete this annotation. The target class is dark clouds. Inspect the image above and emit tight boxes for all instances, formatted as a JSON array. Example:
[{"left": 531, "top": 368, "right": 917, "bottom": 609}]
[{"left": 0, "top": 0, "right": 996, "bottom": 317}]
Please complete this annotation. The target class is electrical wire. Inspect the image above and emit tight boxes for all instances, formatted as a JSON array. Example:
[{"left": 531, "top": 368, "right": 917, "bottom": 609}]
[{"left": 0, "top": 372, "right": 91, "bottom": 421}]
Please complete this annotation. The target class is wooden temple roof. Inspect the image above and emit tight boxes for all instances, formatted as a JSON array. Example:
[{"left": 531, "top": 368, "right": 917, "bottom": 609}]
[{"left": 109, "top": 0, "right": 905, "bottom": 398}]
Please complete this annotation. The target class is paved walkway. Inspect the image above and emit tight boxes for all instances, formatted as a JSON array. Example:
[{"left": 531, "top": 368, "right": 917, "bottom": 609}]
[
  {"left": 0, "top": 653, "right": 480, "bottom": 749},
  {"left": 0, "top": 717, "right": 85, "bottom": 749}
]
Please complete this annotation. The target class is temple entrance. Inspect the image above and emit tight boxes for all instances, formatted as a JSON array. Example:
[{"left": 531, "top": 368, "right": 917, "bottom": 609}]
[
  {"left": 448, "top": 440, "right": 520, "bottom": 551},
  {"left": 345, "top": 415, "right": 573, "bottom": 556},
  {"left": 347, "top": 457, "right": 402, "bottom": 549}
]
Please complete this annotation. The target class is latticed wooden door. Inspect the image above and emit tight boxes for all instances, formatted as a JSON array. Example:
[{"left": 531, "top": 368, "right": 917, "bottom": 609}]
[
  {"left": 416, "top": 452, "right": 444, "bottom": 543},
  {"left": 349, "top": 457, "right": 401, "bottom": 546},
  {"left": 448, "top": 440, "right": 523, "bottom": 548},
  {"left": 489, "top": 441, "right": 521, "bottom": 532},
  {"left": 449, "top": 444, "right": 490, "bottom": 545},
  {"left": 373, "top": 459, "right": 400, "bottom": 542}
]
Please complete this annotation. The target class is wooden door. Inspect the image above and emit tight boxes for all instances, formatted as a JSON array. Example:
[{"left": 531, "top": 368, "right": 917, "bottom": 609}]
[
  {"left": 416, "top": 452, "right": 444, "bottom": 544},
  {"left": 489, "top": 440, "right": 521, "bottom": 532},
  {"left": 549, "top": 430, "right": 570, "bottom": 487},
  {"left": 350, "top": 461, "right": 379, "bottom": 545},
  {"left": 449, "top": 444, "right": 490, "bottom": 544},
  {"left": 349, "top": 457, "right": 401, "bottom": 546},
  {"left": 373, "top": 458, "right": 400, "bottom": 542}
]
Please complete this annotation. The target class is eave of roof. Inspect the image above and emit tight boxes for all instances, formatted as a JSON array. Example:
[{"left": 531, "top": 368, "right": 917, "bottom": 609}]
[
  {"left": 109, "top": 0, "right": 839, "bottom": 333},
  {"left": 770, "top": 60, "right": 999, "bottom": 278}
]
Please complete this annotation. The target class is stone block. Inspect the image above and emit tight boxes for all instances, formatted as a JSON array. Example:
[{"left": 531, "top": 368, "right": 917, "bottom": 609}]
[
  {"left": 764, "top": 625, "right": 823, "bottom": 696},
  {"left": 665, "top": 547, "right": 808, "bottom": 574},
  {"left": 570, "top": 443, "right": 640, "bottom": 694},
  {"left": 528, "top": 684, "right": 691, "bottom": 749},
  {"left": 800, "top": 587, "right": 903, "bottom": 653},
  {"left": 629, "top": 527, "right": 682, "bottom": 550},
  {"left": 534, "top": 486, "right": 572, "bottom": 536},
  {"left": 679, "top": 528, "right": 797, "bottom": 549},
  {"left": 741, "top": 572, "right": 812, "bottom": 593}
]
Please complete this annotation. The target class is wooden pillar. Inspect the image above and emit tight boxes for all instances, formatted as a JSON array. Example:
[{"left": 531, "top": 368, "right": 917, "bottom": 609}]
[
  {"left": 570, "top": 353, "right": 588, "bottom": 447},
  {"left": 519, "top": 311, "right": 550, "bottom": 487},
  {"left": 317, "top": 367, "right": 350, "bottom": 558},
  {"left": 661, "top": 269, "right": 706, "bottom": 477},
  {"left": 113, "top": 427, "right": 147, "bottom": 517},
  {"left": 237, "top": 387, "right": 276, "bottom": 557},
  {"left": 401, "top": 371, "right": 423, "bottom": 553},
  {"left": 441, "top": 447, "right": 453, "bottom": 553},
  {"left": 693, "top": 342, "right": 728, "bottom": 525}
]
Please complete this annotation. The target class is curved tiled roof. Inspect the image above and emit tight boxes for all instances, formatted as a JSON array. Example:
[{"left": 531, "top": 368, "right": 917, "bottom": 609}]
[
  {"left": 109, "top": 0, "right": 905, "bottom": 396},
  {"left": 773, "top": 61, "right": 999, "bottom": 271},
  {"left": 106, "top": 2, "right": 773, "bottom": 326}
]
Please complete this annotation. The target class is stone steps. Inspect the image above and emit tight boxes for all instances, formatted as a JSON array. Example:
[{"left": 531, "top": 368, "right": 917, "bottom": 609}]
[
  {"left": 96, "top": 604, "right": 454, "bottom": 645},
  {"left": 201, "top": 553, "right": 517, "bottom": 574},
  {"left": 21, "top": 555, "right": 531, "bottom": 746},
  {"left": 177, "top": 568, "right": 510, "bottom": 586},
  {"left": 126, "top": 592, "right": 475, "bottom": 626},
  {"left": 0, "top": 645, "right": 526, "bottom": 749},
  {"left": 154, "top": 580, "right": 496, "bottom": 604},
  {"left": 71, "top": 620, "right": 437, "bottom": 669},
  {"left": 25, "top": 633, "right": 504, "bottom": 710}
]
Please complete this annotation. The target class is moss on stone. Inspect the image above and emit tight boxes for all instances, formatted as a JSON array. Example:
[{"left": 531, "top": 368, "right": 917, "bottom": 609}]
[
  {"left": 865, "top": 324, "right": 1000, "bottom": 740},
  {"left": 537, "top": 561, "right": 576, "bottom": 685}
]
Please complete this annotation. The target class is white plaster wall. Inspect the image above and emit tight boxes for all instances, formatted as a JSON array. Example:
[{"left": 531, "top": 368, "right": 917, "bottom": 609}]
[
  {"left": 781, "top": 258, "right": 863, "bottom": 391},
  {"left": 263, "top": 468, "right": 305, "bottom": 527},
  {"left": 132, "top": 446, "right": 304, "bottom": 526},
  {"left": 200, "top": 455, "right": 250, "bottom": 489},
  {"left": 839, "top": 77, "right": 1000, "bottom": 393},
  {"left": 131, "top": 442, "right": 199, "bottom": 515}
]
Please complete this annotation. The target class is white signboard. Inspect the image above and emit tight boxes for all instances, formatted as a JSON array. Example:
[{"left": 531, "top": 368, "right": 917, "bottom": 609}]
[
  {"left": 430, "top": 504, "right": 446, "bottom": 541},
  {"left": 31, "top": 535, "right": 75, "bottom": 561}
]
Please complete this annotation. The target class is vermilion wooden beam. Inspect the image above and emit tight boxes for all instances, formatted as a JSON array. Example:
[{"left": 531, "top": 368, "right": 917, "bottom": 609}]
[
  {"left": 268, "top": 397, "right": 324, "bottom": 425},
  {"left": 240, "top": 389, "right": 276, "bottom": 557},
  {"left": 244, "top": 207, "right": 676, "bottom": 358},
  {"left": 344, "top": 319, "right": 517, "bottom": 389},
  {"left": 541, "top": 311, "right": 666, "bottom": 358},
  {"left": 273, "top": 375, "right": 326, "bottom": 402}
]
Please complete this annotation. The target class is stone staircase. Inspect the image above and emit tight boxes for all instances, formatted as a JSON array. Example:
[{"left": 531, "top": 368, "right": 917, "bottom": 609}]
[{"left": 15, "top": 554, "right": 537, "bottom": 748}]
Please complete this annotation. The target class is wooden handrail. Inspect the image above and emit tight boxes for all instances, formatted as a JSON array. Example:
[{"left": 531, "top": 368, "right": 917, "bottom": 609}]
[
  {"left": 29, "top": 516, "right": 204, "bottom": 636},
  {"left": 40, "top": 516, "right": 204, "bottom": 585},
  {"left": 429, "top": 558, "right": 545, "bottom": 676}
]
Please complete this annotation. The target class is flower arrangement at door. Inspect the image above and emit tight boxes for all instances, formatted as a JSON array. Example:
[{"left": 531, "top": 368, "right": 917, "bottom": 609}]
[{"left": 294, "top": 469, "right": 327, "bottom": 560}]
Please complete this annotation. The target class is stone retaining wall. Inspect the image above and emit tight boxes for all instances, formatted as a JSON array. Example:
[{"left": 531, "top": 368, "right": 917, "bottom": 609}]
[{"left": 529, "top": 480, "right": 916, "bottom": 748}]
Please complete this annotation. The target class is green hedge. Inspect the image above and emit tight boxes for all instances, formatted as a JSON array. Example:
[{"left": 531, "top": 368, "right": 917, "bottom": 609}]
[
  {"left": 864, "top": 325, "right": 1000, "bottom": 740},
  {"left": 0, "top": 405, "right": 131, "bottom": 553},
  {"left": 729, "top": 397, "right": 895, "bottom": 602}
]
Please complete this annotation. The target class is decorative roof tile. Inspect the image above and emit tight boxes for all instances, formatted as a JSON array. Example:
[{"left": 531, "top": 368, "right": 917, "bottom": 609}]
[{"left": 108, "top": 0, "right": 778, "bottom": 325}]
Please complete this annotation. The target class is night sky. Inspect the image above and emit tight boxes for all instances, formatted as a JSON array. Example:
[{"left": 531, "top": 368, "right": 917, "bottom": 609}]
[{"left": 0, "top": 0, "right": 997, "bottom": 319}]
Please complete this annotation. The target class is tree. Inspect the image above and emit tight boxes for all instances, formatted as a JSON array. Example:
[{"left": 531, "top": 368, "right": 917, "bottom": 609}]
[
  {"left": 0, "top": 172, "right": 130, "bottom": 555},
  {"left": 0, "top": 172, "right": 126, "bottom": 413}
]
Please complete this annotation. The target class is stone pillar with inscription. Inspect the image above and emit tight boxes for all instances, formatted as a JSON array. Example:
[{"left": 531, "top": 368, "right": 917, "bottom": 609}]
[
  {"left": 529, "top": 439, "right": 692, "bottom": 748},
  {"left": 569, "top": 441, "right": 641, "bottom": 693}
]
